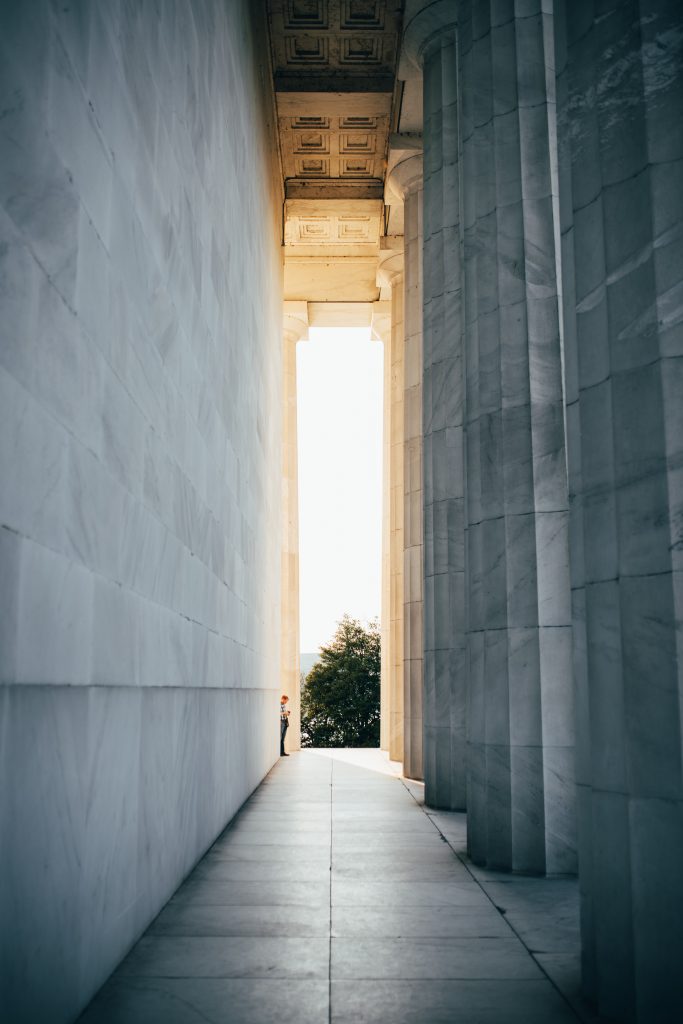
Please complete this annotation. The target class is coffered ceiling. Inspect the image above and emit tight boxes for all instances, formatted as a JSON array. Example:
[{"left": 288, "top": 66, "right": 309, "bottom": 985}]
[
  {"left": 267, "top": 0, "right": 402, "bottom": 201},
  {"left": 266, "top": 0, "right": 404, "bottom": 301}
]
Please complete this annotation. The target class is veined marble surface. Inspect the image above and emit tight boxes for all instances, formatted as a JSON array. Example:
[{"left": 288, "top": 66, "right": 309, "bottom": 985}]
[
  {"left": 0, "top": 1, "right": 283, "bottom": 1021},
  {"left": 557, "top": 0, "right": 683, "bottom": 1019},
  {"left": 422, "top": 26, "right": 468, "bottom": 812},
  {"left": 457, "top": 0, "right": 575, "bottom": 877}
]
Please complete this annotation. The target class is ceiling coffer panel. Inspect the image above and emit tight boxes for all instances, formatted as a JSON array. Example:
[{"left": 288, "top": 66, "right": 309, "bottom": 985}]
[{"left": 269, "top": 0, "right": 400, "bottom": 83}]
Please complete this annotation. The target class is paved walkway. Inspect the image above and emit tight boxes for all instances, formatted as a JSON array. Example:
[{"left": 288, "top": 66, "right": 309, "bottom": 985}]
[{"left": 79, "top": 750, "right": 599, "bottom": 1024}]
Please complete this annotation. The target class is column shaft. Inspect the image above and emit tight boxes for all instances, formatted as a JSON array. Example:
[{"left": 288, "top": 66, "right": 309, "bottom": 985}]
[
  {"left": 460, "top": 1, "right": 575, "bottom": 874},
  {"left": 422, "top": 28, "right": 468, "bottom": 809},
  {"left": 557, "top": 0, "right": 683, "bottom": 1018},
  {"left": 390, "top": 280, "right": 406, "bottom": 762},
  {"left": 373, "top": 299, "right": 400, "bottom": 759},
  {"left": 403, "top": 187, "right": 425, "bottom": 781},
  {"left": 380, "top": 334, "right": 391, "bottom": 753},
  {"left": 281, "top": 305, "right": 307, "bottom": 751}
]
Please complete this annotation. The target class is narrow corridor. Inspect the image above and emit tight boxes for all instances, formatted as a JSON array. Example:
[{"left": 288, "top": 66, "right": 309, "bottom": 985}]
[{"left": 79, "top": 751, "right": 596, "bottom": 1023}]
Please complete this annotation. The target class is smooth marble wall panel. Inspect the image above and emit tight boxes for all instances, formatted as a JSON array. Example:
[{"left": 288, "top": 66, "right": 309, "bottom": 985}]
[
  {"left": 556, "top": 0, "right": 683, "bottom": 1019},
  {"left": 459, "top": 0, "right": 575, "bottom": 876},
  {"left": 0, "top": 1, "right": 283, "bottom": 1021},
  {"left": 0, "top": 684, "right": 278, "bottom": 1024}
]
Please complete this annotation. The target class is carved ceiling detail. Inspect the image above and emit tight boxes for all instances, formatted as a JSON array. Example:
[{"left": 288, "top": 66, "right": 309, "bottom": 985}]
[
  {"left": 267, "top": 0, "right": 403, "bottom": 300},
  {"left": 284, "top": 199, "right": 384, "bottom": 246},
  {"left": 267, "top": 0, "right": 402, "bottom": 202}
]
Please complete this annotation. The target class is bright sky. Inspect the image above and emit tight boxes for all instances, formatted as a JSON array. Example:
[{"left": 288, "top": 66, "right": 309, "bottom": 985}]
[{"left": 297, "top": 327, "right": 383, "bottom": 654}]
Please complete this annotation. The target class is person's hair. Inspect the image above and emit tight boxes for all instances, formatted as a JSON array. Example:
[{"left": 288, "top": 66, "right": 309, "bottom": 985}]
[{"left": 281, "top": 694, "right": 288, "bottom": 701}]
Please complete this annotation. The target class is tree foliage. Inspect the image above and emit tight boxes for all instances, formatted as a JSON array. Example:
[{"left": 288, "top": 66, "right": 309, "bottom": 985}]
[{"left": 301, "top": 615, "right": 381, "bottom": 747}]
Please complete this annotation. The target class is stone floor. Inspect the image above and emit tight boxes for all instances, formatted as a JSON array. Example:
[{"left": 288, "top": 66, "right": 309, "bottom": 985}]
[{"left": 79, "top": 749, "right": 602, "bottom": 1024}]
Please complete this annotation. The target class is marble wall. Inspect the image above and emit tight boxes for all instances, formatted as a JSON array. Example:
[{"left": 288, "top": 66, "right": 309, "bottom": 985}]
[{"left": 0, "top": 2, "right": 283, "bottom": 1022}]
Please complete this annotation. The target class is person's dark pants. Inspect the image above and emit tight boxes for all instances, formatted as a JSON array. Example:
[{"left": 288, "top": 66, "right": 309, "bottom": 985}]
[{"left": 280, "top": 719, "right": 288, "bottom": 755}]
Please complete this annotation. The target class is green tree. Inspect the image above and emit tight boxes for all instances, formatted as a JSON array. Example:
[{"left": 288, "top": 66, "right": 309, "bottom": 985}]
[{"left": 301, "top": 615, "right": 381, "bottom": 747}]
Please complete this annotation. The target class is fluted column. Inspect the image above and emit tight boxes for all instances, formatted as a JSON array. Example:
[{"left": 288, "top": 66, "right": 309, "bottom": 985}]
[
  {"left": 376, "top": 252, "right": 406, "bottom": 763},
  {"left": 404, "top": 1, "right": 465, "bottom": 809},
  {"left": 387, "top": 154, "right": 425, "bottom": 781},
  {"left": 557, "top": 1, "right": 683, "bottom": 1019},
  {"left": 457, "top": 2, "right": 575, "bottom": 875},
  {"left": 281, "top": 302, "right": 308, "bottom": 752},
  {"left": 372, "top": 301, "right": 393, "bottom": 755}
]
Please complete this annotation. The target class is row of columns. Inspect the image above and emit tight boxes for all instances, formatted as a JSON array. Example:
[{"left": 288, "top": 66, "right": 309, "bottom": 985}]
[
  {"left": 406, "top": 0, "right": 576, "bottom": 867},
  {"left": 399, "top": 1, "right": 682, "bottom": 1021},
  {"left": 281, "top": 3, "right": 681, "bottom": 1011}
]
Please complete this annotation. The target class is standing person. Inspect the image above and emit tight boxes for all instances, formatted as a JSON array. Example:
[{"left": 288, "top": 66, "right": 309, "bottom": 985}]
[{"left": 280, "top": 694, "right": 290, "bottom": 756}]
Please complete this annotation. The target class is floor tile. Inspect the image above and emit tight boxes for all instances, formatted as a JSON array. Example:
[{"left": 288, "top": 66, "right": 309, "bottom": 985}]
[
  {"left": 503, "top": 910, "right": 580, "bottom": 953},
  {"left": 331, "top": 937, "right": 543, "bottom": 980},
  {"left": 329, "top": 819, "right": 435, "bottom": 833},
  {"left": 223, "top": 829, "right": 331, "bottom": 846},
  {"left": 150, "top": 902, "right": 331, "bottom": 938},
  {"left": 331, "top": 880, "right": 491, "bottom": 908},
  {"left": 332, "top": 905, "right": 510, "bottom": 938},
  {"left": 118, "top": 935, "right": 329, "bottom": 979},
  {"left": 331, "top": 979, "right": 578, "bottom": 1024},
  {"left": 79, "top": 977, "right": 329, "bottom": 1024},
  {"left": 170, "top": 878, "right": 330, "bottom": 907},
  {"left": 331, "top": 833, "right": 442, "bottom": 850},
  {"left": 191, "top": 858, "right": 331, "bottom": 882},
  {"left": 480, "top": 879, "right": 580, "bottom": 916},
  {"left": 332, "top": 857, "right": 470, "bottom": 882},
  {"left": 228, "top": 816, "right": 330, "bottom": 834},
  {"left": 202, "top": 843, "right": 331, "bottom": 864}
]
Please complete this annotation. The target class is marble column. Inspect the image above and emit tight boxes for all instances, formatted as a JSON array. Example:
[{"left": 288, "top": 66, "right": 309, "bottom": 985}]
[
  {"left": 376, "top": 253, "right": 406, "bottom": 763},
  {"left": 281, "top": 302, "right": 308, "bottom": 752},
  {"left": 387, "top": 154, "right": 425, "bottom": 781},
  {"left": 556, "top": 1, "right": 683, "bottom": 1019},
  {"left": 403, "top": 1, "right": 466, "bottom": 809},
  {"left": 458, "top": 2, "right": 575, "bottom": 875},
  {"left": 372, "top": 301, "right": 393, "bottom": 755}
]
